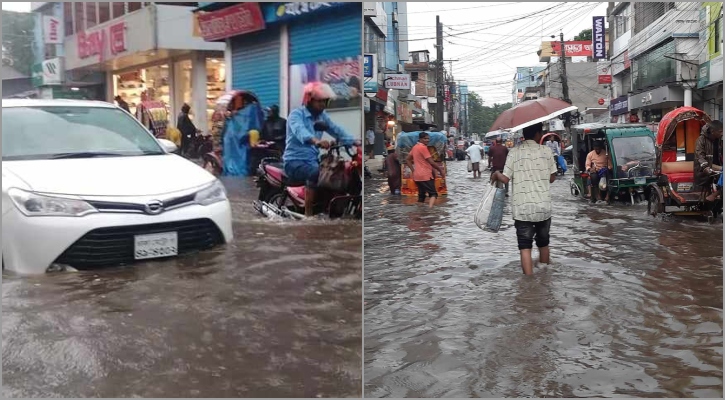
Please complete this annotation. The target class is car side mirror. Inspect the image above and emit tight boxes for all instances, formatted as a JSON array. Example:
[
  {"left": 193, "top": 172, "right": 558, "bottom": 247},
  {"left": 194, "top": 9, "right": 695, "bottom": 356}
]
[{"left": 158, "top": 139, "right": 178, "bottom": 153}]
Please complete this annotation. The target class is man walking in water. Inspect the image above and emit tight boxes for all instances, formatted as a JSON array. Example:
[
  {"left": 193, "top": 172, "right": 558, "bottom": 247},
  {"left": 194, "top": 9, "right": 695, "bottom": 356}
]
[
  {"left": 488, "top": 137, "right": 510, "bottom": 195},
  {"left": 406, "top": 131, "right": 446, "bottom": 208},
  {"left": 465, "top": 141, "right": 484, "bottom": 178},
  {"left": 491, "top": 123, "right": 557, "bottom": 275}
]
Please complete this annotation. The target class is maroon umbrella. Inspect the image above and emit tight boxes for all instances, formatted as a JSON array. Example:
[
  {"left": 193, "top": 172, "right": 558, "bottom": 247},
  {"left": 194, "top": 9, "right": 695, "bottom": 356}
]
[{"left": 490, "top": 98, "right": 578, "bottom": 132}]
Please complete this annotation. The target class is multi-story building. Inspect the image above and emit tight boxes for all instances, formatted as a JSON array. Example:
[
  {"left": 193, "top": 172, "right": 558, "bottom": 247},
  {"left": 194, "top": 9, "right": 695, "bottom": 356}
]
[
  {"left": 607, "top": 1, "right": 634, "bottom": 123},
  {"left": 31, "top": 2, "right": 224, "bottom": 132},
  {"left": 697, "top": 2, "right": 723, "bottom": 120},
  {"left": 511, "top": 66, "right": 546, "bottom": 104}
]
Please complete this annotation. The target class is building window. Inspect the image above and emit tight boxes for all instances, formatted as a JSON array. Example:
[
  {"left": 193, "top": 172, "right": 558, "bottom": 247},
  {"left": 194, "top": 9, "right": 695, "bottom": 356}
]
[
  {"left": 85, "top": 2, "right": 97, "bottom": 29},
  {"left": 128, "top": 2, "right": 142, "bottom": 13},
  {"left": 112, "top": 2, "right": 125, "bottom": 19},
  {"left": 614, "top": 4, "right": 631, "bottom": 39},
  {"left": 715, "top": 16, "right": 722, "bottom": 54},
  {"left": 632, "top": 40, "right": 676, "bottom": 91},
  {"left": 64, "top": 2, "right": 74, "bottom": 35},
  {"left": 99, "top": 2, "right": 110, "bottom": 24},
  {"left": 74, "top": 2, "right": 85, "bottom": 32}
]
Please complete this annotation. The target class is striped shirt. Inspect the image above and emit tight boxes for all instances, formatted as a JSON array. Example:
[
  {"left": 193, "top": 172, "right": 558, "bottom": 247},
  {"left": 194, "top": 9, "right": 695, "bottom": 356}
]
[{"left": 502, "top": 140, "right": 558, "bottom": 222}]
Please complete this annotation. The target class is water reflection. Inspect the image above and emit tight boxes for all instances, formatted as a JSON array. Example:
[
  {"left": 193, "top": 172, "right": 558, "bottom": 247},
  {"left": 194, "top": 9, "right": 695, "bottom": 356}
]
[
  {"left": 3, "top": 177, "right": 362, "bottom": 398},
  {"left": 364, "top": 162, "right": 723, "bottom": 398}
]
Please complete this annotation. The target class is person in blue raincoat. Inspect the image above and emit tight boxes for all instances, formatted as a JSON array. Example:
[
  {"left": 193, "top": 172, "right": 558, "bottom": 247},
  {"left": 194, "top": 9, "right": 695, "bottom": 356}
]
[{"left": 222, "top": 97, "right": 264, "bottom": 177}]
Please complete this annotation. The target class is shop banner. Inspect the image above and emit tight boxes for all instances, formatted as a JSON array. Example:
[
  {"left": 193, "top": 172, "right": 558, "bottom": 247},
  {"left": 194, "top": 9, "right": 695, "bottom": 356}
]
[
  {"left": 43, "top": 16, "right": 63, "bottom": 44},
  {"left": 197, "top": 2, "right": 265, "bottom": 41},
  {"left": 77, "top": 21, "right": 127, "bottom": 61},
  {"left": 289, "top": 56, "right": 362, "bottom": 109},
  {"left": 698, "top": 60, "right": 710, "bottom": 88},
  {"left": 263, "top": 2, "right": 347, "bottom": 23},
  {"left": 363, "top": 54, "right": 378, "bottom": 93},
  {"left": 551, "top": 40, "right": 593, "bottom": 57},
  {"left": 592, "top": 16, "right": 606, "bottom": 60},
  {"left": 42, "top": 57, "right": 63, "bottom": 85},
  {"left": 384, "top": 73, "right": 411, "bottom": 90},
  {"left": 597, "top": 61, "right": 612, "bottom": 84},
  {"left": 609, "top": 95, "right": 629, "bottom": 116}
]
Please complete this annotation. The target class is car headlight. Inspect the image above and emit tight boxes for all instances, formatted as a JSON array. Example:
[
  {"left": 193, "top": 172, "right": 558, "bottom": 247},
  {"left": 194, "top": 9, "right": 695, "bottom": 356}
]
[
  {"left": 194, "top": 180, "right": 227, "bottom": 206},
  {"left": 8, "top": 188, "right": 98, "bottom": 217}
]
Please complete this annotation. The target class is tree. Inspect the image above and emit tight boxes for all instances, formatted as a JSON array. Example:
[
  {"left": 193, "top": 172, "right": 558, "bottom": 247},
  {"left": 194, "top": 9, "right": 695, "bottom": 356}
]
[
  {"left": 2, "top": 10, "right": 35, "bottom": 76},
  {"left": 573, "top": 29, "right": 592, "bottom": 42},
  {"left": 467, "top": 91, "right": 513, "bottom": 135}
]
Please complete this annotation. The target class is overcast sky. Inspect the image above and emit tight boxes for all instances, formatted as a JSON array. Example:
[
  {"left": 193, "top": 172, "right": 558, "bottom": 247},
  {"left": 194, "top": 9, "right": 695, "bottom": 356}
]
[
  {"left": 402, "top": 2, "right": 608, "bottom": 105},
  {"left": 2, "top": 2, "right": 31, "bottom": 12}
]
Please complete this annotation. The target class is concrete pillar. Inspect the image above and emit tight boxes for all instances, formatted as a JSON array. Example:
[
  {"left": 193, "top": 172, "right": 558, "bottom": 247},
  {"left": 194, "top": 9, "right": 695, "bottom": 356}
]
[
  {"left": 684, "top": 87, "right": 692, "bottom": 107},
  {"left": 225, "top": 39, "right": 233, "bottom": 92},
  {"left": 191, "top": 52, "right": 208, "bottom": 132},
  {"left": 280, "top": 24, "right": 290, "bottom": 117}
]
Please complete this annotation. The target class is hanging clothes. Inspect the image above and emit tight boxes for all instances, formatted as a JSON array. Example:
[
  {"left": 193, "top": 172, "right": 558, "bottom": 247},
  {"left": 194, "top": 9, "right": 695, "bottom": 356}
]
[{"left": 222, "top": 103, "right": 264, "bottom": 176}]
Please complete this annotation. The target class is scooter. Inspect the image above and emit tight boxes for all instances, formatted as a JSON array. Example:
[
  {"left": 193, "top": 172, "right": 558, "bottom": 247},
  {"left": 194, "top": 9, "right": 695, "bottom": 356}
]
[
  {"left": 254, "top": 143, "right": 362, "bottom": 219},
  {"left": 187, "top": 131, "right": 214, "bottom": 159}
]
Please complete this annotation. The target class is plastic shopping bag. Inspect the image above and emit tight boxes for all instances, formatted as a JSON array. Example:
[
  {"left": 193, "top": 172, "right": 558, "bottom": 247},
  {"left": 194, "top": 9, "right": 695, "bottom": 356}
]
[
  {"left": 467, "top": 158, "right": 473, "bottom": 172},
  {"left": 474, "top": 182, "right": 506, "bottom": 232}
]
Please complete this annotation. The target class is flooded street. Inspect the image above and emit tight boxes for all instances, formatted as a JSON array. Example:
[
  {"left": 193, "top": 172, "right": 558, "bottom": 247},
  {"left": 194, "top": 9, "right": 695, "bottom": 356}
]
[
  {"left": 2, "top": 176, "right": 362, "bottom": 398},
  {"left": 364, "top": 160, "right": 723, "bottom": 398}
]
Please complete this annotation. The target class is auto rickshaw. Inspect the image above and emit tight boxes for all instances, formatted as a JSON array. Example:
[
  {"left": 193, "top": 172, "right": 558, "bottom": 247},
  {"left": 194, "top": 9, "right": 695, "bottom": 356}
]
[
  {"left": 570, "top": 123, "right": 658, "bottom": 205},
  {"left": 646, "top": 106, "right": 721, "bottom": 222},
  {"left": 203, "top": 90, "right": 262, "bottom": 176},
  {"left": 396, "top": 131, "right": 448, "bottom": 197}
]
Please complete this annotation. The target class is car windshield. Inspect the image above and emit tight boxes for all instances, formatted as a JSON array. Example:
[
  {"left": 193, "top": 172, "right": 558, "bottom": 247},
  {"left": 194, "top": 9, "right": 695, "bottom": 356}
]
[
  {"left": 2, "top": 106, "right": 165, "bottom": 161},
  {"left": 611, "top": 136, "right": 657, "bottom": 170}
]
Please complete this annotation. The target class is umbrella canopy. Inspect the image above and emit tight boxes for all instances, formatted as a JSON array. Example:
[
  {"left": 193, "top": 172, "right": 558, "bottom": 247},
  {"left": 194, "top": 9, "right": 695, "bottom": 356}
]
[
  {"left": 485, "top": 129, "right": 509, "bottom": 139},
  {"left": 655, "top": 106, "right": 710, "bottom": 146},
  {"left": 490, "top": 98, "right": 578, "bottom": 133}
]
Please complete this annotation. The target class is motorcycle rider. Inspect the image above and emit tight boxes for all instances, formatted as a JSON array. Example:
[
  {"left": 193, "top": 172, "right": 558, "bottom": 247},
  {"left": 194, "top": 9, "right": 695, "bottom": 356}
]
[
  {"left": 261, "top": 105, "right": 287, "bottom": 155},
  {"left": 284, "top": 82, "right": 360, "bottom": 217},
  {"left": 177, "top": 103, "right": 199, "bottom": 157}
]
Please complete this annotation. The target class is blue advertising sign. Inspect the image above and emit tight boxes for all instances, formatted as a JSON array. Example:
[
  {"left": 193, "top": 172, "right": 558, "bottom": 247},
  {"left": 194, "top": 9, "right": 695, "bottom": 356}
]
[
  {"left": 363, "top": 54, "right": 374, "bottom": 78},
  {"left": 609, "top": 95, "right": 629, "bottom": 116},
  {"left": 262, "top": 2, "right": 347, "bottom": 23},
  {"left": 592, "top": 16, "right": 606, "bottom": 60},
  {"left": 363, "top": 54, "right": 377, "bottom": 93}
]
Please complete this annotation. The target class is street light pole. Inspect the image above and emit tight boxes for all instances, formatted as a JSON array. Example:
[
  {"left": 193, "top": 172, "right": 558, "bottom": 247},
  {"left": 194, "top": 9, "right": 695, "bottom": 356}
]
[
  {"left": 436, "top": 15, "right": 444, "bottom": 131},
  {"left": 559, "top": 31, "right": 570, "bottom": 103}
]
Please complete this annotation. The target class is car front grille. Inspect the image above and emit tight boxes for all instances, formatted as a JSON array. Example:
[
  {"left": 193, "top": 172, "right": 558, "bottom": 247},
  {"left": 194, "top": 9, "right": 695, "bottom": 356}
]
[{"left": 54, "top": 218, "right": 224, "bottom": 269}]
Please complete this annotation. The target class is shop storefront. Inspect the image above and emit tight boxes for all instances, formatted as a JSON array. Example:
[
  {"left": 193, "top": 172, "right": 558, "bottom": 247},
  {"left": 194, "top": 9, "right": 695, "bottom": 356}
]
[
  {"left": 195, "top": 2, "right": 362, "bottom": 138},
  {"left": 609, "top": 95, "right": 629, "bottom": 123},
  {"left": 698, "top": 56, "right": 724, "bottom": 121},
  {"left": 62, "top": 4, "right": 225, "bottom": 135}
]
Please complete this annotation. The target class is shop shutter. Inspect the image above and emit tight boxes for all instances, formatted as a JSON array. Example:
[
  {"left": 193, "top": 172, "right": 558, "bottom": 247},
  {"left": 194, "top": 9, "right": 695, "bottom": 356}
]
[
  {"left": 288, "top": 9, "right": 361, "bottom": 65},
  {"left": 231, "top": 28, "right": 281, "bottom": 108}
]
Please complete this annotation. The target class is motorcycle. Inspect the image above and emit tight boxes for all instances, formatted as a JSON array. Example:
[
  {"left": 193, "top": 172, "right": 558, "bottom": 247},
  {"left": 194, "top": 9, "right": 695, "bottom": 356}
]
[
  {"left": 253, "top": 143, "right": 363, "bottom": 219},
  {"left": 186, "top": 130, "right": 214, "bottom": 159}
]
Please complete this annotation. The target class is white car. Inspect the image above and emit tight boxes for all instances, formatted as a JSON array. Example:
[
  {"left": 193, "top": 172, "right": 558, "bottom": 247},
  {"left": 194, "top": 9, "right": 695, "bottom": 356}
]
[{"left": 2, "top": 99, "right": 233, "bottom": 274}]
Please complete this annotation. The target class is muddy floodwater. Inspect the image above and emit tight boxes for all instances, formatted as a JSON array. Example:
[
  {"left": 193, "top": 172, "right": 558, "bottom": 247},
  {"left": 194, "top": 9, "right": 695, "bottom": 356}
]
[
  {"left": 2, "top": 176, "right": 362, "bottom": 398},
  {"left": 364, "top": 160, "right": 722, "bottom": 398}
]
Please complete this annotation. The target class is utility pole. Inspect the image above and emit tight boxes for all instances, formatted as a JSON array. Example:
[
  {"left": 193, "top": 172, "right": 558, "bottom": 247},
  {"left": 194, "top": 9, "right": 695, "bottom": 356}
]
[
  {"left": 559, "top": 30, "right": 571, "bottom": 137},
  {"left": 559, "top": 31, "right": 570, "bottom": 102},
  {"left": 436, "top": 15, "right": 445, "bottom": 132}
]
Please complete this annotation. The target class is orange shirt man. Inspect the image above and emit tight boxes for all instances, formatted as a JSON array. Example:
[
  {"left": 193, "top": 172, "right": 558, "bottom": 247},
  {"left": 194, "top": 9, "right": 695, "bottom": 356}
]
[{"left": 406, "top": 132, "right": 445, "bottom": 208}]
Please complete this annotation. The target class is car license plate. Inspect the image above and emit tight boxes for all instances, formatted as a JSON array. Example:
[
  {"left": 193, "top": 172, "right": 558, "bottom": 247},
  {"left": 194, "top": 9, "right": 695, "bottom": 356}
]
[
  {"left": 634, "top": 177, "right": 646, "bottom": 185},
  {"left": 134, "top": 232, "right": 178, "bottom": 260},
  {"left": 678, "top": 183, "right": 692, "bottom": 192}
]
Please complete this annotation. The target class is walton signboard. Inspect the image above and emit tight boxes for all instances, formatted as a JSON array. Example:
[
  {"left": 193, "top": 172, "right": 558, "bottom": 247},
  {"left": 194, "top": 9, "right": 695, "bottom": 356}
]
[{"left": 592, "top": 16, "right": 606, "bottom": 60}]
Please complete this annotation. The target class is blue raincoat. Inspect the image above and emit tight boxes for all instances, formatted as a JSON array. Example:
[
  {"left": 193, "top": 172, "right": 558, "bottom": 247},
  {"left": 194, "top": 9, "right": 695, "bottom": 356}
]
[
  {"left": 556, "top": 155, "right": 568, "bottom": 173},
  {"left": 222, "top": 103, "right": 264, "bottom": 177},
  {"left": 718, "top": 172, "right": 723, "bottom": 187}
]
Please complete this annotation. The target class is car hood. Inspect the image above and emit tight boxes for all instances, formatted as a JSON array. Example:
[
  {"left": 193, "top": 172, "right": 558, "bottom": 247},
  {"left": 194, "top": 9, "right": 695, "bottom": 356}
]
[{"left": 3, "top": 155, "right": 215, "bottom": 196}]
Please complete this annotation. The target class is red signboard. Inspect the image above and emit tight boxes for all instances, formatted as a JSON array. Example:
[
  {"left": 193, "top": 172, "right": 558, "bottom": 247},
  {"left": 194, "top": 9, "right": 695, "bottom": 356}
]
[
  {"left": 598, "top": 98, "right": 605, "bottom": 105},
  {"left": 551, "top": 41, "right": 593, "bottom": 57},
  {"left": 197, "top": 3, "right": 265, "bottom": 41},
  {"left": 598, "top": 75, "right": 613, "bottom": 84},
  {"left": 78, "top": 21, "right": 126, "bottom": 61}
]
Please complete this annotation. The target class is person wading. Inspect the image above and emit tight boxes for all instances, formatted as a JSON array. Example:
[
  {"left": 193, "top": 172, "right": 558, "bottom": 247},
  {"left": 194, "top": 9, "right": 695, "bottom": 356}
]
[
  {"left": 491, "top": 123, "right": 557, "bottom": 275},
  {"left": 695, "top": 120, "right": 723, "bottom": 201},
  {"left": 465, "top": 141, "right": 484, "bottom": 178},
  {"left": 406, "top": 131, "right": 446, "bottom": 208},
  {"left": 488, "top": 138, "right": 510, "bottom": 196}
]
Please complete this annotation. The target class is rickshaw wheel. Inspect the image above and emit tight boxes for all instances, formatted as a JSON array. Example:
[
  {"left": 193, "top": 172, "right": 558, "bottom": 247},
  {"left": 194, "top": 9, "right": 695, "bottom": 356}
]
[{"left": 647, "top": 190, "right": 664, "bottom": 217}]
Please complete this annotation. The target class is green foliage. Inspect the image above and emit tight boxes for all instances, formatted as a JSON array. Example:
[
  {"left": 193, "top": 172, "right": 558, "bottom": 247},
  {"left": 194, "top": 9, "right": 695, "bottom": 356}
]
[
  {"left": 467, "top": 91, "right": 513, "bottom": 135},
  {"left": 2, "top": 10, "right": 35, "bottom": 76},
  {"left": 573, "top": 29, "right": 592, "bottom": 42}
]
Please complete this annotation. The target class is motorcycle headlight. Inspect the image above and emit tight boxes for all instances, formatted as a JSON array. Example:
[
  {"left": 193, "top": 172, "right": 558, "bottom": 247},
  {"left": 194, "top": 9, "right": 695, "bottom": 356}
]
[
  {"left": 194, "top": 180, "right": 227, "bottom": 206},
  {"left": 8, "top": 188, "right": 98, "bottom": 217}
]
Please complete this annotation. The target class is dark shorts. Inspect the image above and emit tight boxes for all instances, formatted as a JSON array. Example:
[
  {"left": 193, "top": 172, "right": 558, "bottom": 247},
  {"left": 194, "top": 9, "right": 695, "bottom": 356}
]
[
  {"left": 471, "top": 162, "right": 479, "bottom": 171},
  {"left": 284, "top": 160, "right": 319, "bottom": 189},
  {"left": 365, "top": 144, "right": 374, "bottom": 153},
  {"left": 514, "top": 218, "right": 551, "bottom": 250},
  {"left": 415, "top": 179, "right": 438, "bottom": 202}
]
